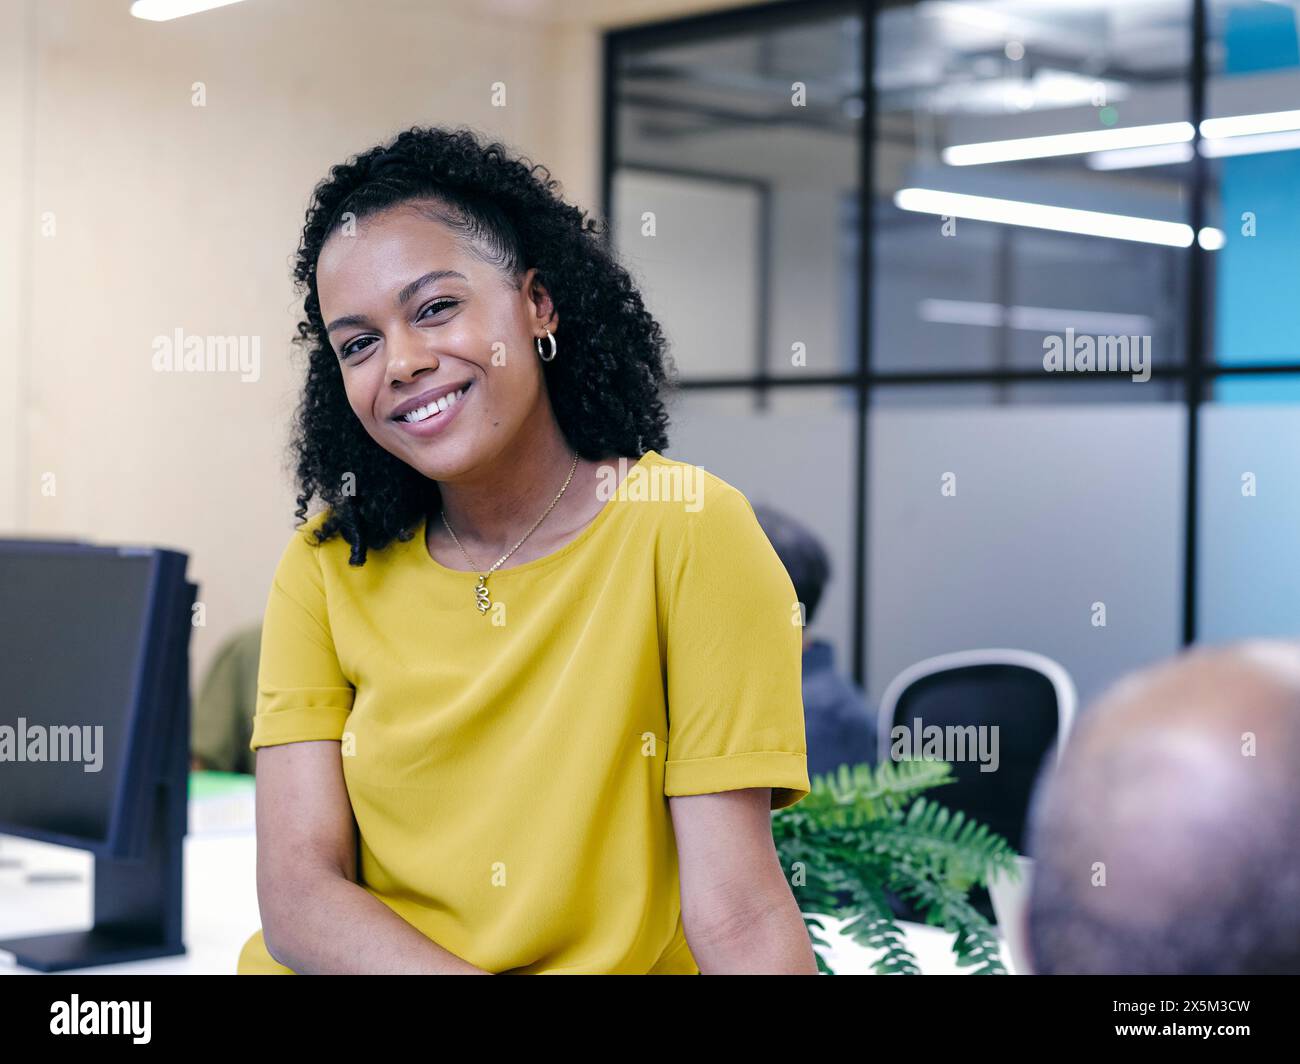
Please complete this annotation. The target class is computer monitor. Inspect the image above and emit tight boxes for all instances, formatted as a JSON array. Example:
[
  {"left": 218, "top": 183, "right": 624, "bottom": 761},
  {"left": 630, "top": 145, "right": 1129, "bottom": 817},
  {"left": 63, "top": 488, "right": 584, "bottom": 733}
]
[{"left": 0, "top": 540, "right": 196, "bottom": 971}]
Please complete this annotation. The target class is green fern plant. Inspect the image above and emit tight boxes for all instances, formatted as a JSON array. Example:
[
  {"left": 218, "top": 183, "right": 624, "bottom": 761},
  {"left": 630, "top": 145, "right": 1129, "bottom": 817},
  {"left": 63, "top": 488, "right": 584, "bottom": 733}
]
[{"left": 772, "top": 758, "right": 1021, "bottom": 975}]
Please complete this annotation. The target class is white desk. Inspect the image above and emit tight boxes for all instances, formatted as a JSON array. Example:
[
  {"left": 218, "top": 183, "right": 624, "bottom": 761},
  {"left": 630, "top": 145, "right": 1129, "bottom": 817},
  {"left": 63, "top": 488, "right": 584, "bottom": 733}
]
[
  {"left": 0, "top": 833, "right": 262, "bottom": 975},
  {"left": 0, "top": 788, "right": 1014, "bottom": 975}
]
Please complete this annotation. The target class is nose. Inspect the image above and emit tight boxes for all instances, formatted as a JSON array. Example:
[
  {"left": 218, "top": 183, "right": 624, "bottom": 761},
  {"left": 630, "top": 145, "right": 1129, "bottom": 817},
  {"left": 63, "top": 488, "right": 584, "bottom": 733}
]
[{"left": 386, "top": 323, "right": 439, "bottom": 386}]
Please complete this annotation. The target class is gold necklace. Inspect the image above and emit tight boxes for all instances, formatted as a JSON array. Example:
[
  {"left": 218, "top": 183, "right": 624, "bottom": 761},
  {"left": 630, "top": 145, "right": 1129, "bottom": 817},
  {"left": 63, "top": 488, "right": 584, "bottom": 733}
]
[{"left": 440, "top": 453, "right": 581, "bottom": 615}]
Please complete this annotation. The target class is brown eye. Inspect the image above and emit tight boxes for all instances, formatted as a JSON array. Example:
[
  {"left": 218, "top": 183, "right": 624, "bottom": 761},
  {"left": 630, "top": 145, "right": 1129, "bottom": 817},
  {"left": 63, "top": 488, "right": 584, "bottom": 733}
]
[
  {"left": 341, "top": 336, "right": 377, "bottom": 359},
  {"left": 418, "top": 299, "right": 458, "bottom": 320}
]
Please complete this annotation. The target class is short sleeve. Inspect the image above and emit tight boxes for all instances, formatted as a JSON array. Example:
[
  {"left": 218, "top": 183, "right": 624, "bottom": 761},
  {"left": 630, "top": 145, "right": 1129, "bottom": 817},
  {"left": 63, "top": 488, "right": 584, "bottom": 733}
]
[
  {"left": 248, "top": 517, "right": 355, "bottom": 751},
  {"left": 663, "top": 482, "right": 811, "bottom": 810}
]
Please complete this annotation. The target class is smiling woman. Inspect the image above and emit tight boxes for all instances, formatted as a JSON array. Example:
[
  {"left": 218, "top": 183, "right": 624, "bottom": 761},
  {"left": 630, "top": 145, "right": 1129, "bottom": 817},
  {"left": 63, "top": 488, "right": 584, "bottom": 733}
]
[{"left": 237, "top": 126, "right": 814, "bottom": 975}]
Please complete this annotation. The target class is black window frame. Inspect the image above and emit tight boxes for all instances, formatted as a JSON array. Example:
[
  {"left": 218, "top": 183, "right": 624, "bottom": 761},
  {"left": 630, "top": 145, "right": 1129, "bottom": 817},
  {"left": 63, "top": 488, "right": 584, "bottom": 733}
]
[{"left": 603, "top": 0, "right": 1300, "bottom": 691}]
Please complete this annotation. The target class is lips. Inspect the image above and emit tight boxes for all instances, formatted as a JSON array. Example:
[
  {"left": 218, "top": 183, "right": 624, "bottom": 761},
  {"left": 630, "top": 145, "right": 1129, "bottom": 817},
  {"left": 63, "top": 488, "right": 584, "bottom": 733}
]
[
  {"left": 390, "top": 380, "right": 474, "bottom": 439},
  {"left": 390, "top": 381, "right": 473, "bottom": 423}
]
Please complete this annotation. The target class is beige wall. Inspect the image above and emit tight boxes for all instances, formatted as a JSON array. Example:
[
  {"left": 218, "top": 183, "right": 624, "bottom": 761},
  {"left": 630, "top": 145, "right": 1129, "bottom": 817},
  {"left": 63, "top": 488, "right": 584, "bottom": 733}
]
[
  {"left": 0, "top": 1, "right": 33, "bottom": 537},
  {"left": 0, "top": 0, "right": 767, "bottom": 688}
]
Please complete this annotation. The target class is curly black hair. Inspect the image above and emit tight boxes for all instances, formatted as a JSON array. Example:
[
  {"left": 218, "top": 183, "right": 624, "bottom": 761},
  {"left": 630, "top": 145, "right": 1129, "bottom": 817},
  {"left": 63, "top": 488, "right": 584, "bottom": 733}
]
[{"left": 287, "top": 125, "right": 674, "bottom": 565}]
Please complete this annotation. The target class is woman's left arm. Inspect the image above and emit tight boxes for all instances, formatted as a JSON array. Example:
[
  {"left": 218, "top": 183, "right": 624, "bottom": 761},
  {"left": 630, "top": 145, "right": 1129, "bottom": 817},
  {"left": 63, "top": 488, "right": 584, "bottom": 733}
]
[{"left": 669, "top": 788, "right": 818, "bottom": 974}]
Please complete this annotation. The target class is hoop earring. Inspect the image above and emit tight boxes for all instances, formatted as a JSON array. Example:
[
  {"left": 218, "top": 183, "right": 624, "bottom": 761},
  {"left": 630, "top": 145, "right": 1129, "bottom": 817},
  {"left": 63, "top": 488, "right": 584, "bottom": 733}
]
[{"left": 535, "top": 328, "right": 557, "bottom": 362}]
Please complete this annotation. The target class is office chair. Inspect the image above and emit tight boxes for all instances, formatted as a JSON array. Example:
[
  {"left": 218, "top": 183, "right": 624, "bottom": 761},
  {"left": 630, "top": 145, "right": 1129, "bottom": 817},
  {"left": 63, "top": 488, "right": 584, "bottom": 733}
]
[
  {"left": 876, "top": 649, "right": 1076, "bottom": 855},
  {"left": 873, "top": 648, "right": 1076, "bottom": 934}
]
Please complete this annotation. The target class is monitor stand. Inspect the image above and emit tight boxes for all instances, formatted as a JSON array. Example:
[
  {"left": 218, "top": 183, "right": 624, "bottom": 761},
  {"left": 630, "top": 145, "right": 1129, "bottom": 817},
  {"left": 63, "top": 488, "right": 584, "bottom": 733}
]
[{"left": 0, "top": 774, "right": 187, "bottom": 972}]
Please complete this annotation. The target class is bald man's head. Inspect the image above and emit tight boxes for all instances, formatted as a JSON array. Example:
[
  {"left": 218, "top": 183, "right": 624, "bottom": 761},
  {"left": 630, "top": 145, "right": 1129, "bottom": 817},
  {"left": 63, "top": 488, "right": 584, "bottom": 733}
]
[{"left": 1026, "top": 641, "right": 1300, "bottom": 974}]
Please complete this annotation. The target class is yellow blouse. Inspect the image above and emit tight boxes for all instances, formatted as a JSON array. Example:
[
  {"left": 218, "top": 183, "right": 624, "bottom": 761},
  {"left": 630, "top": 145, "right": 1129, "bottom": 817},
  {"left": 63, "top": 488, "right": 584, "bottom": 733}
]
[{"left": 237, "top": 449, "right": 809, "bottom": 974}]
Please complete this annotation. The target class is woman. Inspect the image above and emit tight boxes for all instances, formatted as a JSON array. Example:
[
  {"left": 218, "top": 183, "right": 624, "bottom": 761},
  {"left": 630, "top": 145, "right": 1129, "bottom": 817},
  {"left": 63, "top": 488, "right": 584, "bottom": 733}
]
[{"left": 236, "top": 126, "right": 814, "bottom": 974}]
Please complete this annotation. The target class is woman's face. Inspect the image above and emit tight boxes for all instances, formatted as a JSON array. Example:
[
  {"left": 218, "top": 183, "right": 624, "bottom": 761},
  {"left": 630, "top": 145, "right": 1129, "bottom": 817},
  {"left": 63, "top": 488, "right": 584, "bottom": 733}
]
[{"left": 315, "top": 202, "right": 556, "bottom": 482}]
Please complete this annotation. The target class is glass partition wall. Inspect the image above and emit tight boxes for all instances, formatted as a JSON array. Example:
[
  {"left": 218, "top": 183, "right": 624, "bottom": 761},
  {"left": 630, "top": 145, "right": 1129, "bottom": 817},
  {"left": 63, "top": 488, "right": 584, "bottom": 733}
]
[{"left": 604, "top": 0, "right": 1300, "bottom": 730}]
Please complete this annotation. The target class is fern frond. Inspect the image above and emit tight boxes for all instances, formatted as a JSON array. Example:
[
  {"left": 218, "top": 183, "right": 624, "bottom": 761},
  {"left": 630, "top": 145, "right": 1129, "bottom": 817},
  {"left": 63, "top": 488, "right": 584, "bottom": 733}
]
[
  {"left": 894, "top": 876, "right": 1008, "bottom": 975},
  {"left": 774, "top": 757, "right": 1016, "bottom": 975},
  {"left": 802, "top": 914, "right": 838, "bottom": 975},
  {"left": 839, "top": 881, "right": 920, "bottom": 975},
  {"left": 900, "top": 798, "right": 1019, "bottom": 886}
]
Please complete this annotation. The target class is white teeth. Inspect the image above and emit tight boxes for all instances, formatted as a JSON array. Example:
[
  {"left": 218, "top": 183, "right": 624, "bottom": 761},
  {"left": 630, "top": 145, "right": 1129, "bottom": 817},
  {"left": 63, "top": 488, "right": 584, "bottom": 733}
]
[{"left": 401, "top": 385, "right": 468, "bottom": 424}]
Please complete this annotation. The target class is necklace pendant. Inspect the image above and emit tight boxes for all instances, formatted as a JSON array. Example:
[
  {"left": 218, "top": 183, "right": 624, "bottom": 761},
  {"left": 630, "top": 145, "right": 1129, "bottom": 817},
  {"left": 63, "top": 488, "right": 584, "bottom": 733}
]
[{"left": 474, "top": 575, "right": 491, "bottom": 614}]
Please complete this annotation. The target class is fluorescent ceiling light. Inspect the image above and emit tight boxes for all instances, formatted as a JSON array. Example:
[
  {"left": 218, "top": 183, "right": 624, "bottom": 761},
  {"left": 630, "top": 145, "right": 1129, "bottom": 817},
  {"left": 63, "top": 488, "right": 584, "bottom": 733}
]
[
  {"left": 944, "top": 122, "right": 1193, "bottom": 166},
  {"left": 1198, "top": 228, "right": 1225, "bottom": 251},
  {"left": 1089, "top": 130, "right": 1300, "bottom": 169},
  {"left": 1200, "top": 109, "right": 1300, "bottom": 138},
  {"left": 925, "top": 71, "right": 1128, "bottom": 117},
  {"left": 919, "top": 298, "right": 1154, "bottom": 335},
  {"left": 894, "top": 187, "right": 1223, "bottom": 249},
  {"left": 1086, "top": 142, "right": 1195, "bottom": 170},
  {"left": 1200, "top": 128, "right": 1300, "bottom": 158},
  {"left": 130, "top": 0, "right": 248, "bottom": 20},
  {"left": 948, "top": 111, "right": 1300, "bottom": 169}
]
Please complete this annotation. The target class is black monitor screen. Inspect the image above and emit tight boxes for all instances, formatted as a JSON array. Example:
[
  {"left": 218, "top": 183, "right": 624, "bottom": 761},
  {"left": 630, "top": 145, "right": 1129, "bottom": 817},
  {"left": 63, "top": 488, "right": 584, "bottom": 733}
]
[{"left": 0, "top": 550, "right": 156, "bottom": 844}]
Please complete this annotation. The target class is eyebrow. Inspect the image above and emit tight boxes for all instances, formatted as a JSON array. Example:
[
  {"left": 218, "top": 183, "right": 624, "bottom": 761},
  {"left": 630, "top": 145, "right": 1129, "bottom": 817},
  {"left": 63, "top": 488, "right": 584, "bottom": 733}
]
[{"left": 325, "top": 269, "right": 468, "bottom": 334}]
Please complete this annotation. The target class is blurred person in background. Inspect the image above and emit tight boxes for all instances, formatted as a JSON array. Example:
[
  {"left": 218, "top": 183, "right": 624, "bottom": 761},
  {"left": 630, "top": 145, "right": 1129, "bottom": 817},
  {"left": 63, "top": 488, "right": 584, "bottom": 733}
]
[
  {"left": 190, "top": 624, "right": 262, "bottom": 775},
  {"left": 752, "top": 504, "right": 877, "bottom": 777},
  {"left": 1026, "top": 640, "right": 1300, "bottom": 975}
]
